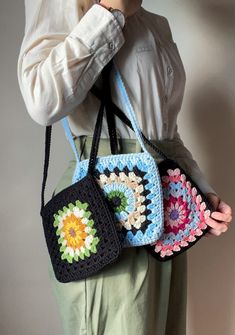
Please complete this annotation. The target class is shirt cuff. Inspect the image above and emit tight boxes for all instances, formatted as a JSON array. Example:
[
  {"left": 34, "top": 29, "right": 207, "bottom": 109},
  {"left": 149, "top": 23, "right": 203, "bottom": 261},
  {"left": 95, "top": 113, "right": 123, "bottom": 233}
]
[{"left": 69, "top": 4, "right": 125, "bottom": 67}]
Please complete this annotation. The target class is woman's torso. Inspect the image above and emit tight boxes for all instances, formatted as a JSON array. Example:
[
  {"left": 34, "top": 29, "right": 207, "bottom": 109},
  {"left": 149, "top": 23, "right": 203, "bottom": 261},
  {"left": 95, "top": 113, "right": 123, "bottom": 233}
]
[{"left": 68, "top": 6, "right": 186, "bottom": 141}]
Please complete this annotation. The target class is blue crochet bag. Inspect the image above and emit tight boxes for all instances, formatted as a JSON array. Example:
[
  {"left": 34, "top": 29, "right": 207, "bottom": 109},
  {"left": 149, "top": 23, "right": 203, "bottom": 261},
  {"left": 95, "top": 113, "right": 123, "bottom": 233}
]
[{"left": 61, "top": 61, "right": 164, "bottom": 247}]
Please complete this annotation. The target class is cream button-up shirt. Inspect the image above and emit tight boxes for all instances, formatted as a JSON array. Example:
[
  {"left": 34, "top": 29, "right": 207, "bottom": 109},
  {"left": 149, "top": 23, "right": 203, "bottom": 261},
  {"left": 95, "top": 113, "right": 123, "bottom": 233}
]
[{"left": 17, "top": 1, "right": 217, "bottom": 195}]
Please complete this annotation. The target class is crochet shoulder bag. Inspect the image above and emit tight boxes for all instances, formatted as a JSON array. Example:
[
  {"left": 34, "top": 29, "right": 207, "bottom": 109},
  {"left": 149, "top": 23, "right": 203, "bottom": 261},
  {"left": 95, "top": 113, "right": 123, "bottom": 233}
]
[
  {"left": 40, "top": 63, "right": 122, "bottom": 283},
  {"left": 90, "top": 64, "right": 216, "bottom": 262},
  {"left": 60, "top": 60, "right": 164, "bottom": 248}
]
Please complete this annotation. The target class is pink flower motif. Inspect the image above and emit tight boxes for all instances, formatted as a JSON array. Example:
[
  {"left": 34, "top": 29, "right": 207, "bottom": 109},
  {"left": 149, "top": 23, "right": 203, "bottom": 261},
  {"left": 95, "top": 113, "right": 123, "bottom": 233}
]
[
  {"left": 196, "top": 203, "right": 201, "bottom": 211},
  {"left": 195, "top": 228, "right": 203, "bottom": 236},
  {"left": 191, "top": 187, "right": 197, "bottom": 196},
  {"left": 154, "top": 245, "right": 162, "bottom": 253},
  {"left": 198, "top": 222, "right": 207, "bottom": 230},
  {"left": 159, "top": 245, "right": 174, "bottom": 258},
  {"left": 204, "top": 210, "right": 211, "bottom": 218},
  {"left": 164, "top": 169, "right": 182, "bottom": 183},
  {"left": 196, "top": 194, "right": 202, "bottom": 204},
  {"left": 200, "top": 202, "right": 206, "bottom": 211},
  {"left": 164, "top": 196, "right": 190, "bottom": 234},
  {"left": 190, "top": 229, "right": 196, "bottom": 236},
  {"left": 188, "top": 235, "right": 196, "bottom": 242},
  {"left": 173, "top": 244, "right": 181, "bottom": 251},
  {"left": 168, "top": 168, "right": 180, "bottom": 176},
  {"left": 186, "top": 181, "right": 191, "bottom": 189},
  {"left": 152, "top": 167, "right": 212, "bottom": 259},
  {"left": 165, "top": 249, "right": 174, "bottom": 256}
]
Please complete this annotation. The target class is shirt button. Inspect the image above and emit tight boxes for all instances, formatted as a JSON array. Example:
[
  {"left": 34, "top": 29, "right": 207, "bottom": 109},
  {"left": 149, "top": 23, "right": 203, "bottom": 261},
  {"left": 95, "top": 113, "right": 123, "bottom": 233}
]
[
  {"left": 108, "top": 42, "right": 115, "bottom": 50},
  {"left": 167, "top": 66, "right": 173, "bottom": 75},
  {"left": 164, "top": 95, "right": 168, "bottom": 103}
]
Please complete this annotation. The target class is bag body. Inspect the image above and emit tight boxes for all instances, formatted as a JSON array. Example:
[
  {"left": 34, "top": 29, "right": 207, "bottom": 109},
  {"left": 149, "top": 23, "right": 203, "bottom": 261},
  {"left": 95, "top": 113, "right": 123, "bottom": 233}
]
[
  {"left": 146, "top": 158, "right": 214, "bottom": 261},
  {"left": 61, "top": 63, "right": 164, "bottom": 247},
  {"left": 40, "top": 84, "right": 124, "bottom": 282},
  {"left": 41, "top": 172, "right": 122, "bottom": 282},
  {"left": 90, "top": 70, "right": 216, "bottom": 262},
  {"left": 40, "top": 60, "right": 164, "bottom": 283},
  {"left": 63, "top": 122, "right": 163, "bottom": 247},
  {"left": 40, "top": 62, "right": 121, "bottom": 283}
]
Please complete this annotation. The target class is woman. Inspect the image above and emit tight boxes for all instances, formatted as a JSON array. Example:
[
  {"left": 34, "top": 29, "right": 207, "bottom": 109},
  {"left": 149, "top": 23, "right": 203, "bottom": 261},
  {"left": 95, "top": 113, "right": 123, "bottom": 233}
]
[{"left": 17, "top": 1, "right": 232, "bottom": 334}]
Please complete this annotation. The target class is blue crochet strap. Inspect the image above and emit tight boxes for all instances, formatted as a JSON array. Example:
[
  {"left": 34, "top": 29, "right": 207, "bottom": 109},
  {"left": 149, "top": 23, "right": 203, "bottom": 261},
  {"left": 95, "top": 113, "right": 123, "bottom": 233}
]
[
  {"left": 112, "top": 62, "right": 148, "bottom": 154},
  {"left": 61, "top": 63, "right": 150, "bottom": 163},
  {"left": 60, "top": 117, "right": 80, "bottom": 163}
]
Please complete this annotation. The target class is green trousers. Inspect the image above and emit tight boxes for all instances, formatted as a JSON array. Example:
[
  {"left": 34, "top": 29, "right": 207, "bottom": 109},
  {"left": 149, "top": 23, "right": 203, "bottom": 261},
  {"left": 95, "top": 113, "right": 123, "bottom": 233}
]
[{"left": 47, "top": 136, "right": 187, "bottom": 335}]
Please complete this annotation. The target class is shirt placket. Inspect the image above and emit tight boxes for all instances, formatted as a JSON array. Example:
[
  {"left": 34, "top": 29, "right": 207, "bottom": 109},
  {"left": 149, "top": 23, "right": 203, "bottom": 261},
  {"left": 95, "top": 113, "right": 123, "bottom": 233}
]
[{"left": 162, "top": 55, "right": 174, "bottom": 135}]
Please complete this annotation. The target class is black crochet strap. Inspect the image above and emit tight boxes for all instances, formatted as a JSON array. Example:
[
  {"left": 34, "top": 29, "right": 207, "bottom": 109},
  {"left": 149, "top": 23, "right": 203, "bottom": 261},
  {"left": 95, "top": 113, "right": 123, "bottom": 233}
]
[
  {"left": 40, "top": 60, "right": 115, "bottom": 214},
  {"left": 87, "top": 59, "right": 116, "bottom": 174},
  {"left": 40, "top": 99, "right": 106, "bottom": 215},
  {"left": 103, "top": 61, "right": 119, "bottom": 155},
  {"left": 40, "top": 125, "right": 52, "bottom": 215},
  {"left": 90, "top": 85, "right": 169, "bottom": 160}
]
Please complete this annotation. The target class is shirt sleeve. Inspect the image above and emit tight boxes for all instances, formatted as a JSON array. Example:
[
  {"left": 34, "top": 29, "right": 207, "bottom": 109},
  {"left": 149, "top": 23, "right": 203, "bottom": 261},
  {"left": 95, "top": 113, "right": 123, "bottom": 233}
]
[
  {"left": 160, "top": 124, "right": 218, "bottom": 196},
  {"left": 158, "top": 16, "right": 218, "bottom": 196},
  {"left": 17, "top": 0, "right": 125, "bottom": 126}
]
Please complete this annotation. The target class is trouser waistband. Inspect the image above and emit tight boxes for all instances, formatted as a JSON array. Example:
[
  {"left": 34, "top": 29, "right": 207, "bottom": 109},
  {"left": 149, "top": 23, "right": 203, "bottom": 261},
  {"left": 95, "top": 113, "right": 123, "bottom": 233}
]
[{"left": 73, "top": 135, "right": 167, "bottom": 162}]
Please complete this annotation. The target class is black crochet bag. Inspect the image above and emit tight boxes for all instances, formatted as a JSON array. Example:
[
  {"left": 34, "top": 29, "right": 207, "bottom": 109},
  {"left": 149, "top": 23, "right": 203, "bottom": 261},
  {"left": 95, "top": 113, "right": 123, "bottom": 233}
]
[{"left": 40, "top": 63, "right": 122, "bottom": 283}]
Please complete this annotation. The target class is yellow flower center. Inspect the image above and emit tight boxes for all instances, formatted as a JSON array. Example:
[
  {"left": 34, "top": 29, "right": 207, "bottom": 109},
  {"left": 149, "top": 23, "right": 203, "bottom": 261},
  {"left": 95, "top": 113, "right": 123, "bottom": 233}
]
[{"left": 62, "top": 214, "right": 88, "bottom": 249}]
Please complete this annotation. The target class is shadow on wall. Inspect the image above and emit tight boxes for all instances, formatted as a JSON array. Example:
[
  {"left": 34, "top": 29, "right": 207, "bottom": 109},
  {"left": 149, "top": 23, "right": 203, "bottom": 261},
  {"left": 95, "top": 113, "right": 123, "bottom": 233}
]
[
  {"left": 191, "top": 82, "right": 235, "bottom": 198},
  {"left": 183, "top": 0, "right": 235, "bottom": 35},
  {"left": 188, "top": 83, "right": 235, "bottom": 335},
  {"left": 184, "top": 1, "right": 235, "bottom": 335}
]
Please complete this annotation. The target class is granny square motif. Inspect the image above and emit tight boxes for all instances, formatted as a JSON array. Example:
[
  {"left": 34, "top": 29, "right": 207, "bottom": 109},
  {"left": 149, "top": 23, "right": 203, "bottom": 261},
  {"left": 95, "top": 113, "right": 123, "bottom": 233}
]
[
  {"left": 41, "top": 173, "right": 122, "bottom": 283},
  {"left": 72, "top": 151, "right": 164, "bottom": 247},
  {"left": 146, "top": 159, "right": 214, "bottom": 261}
]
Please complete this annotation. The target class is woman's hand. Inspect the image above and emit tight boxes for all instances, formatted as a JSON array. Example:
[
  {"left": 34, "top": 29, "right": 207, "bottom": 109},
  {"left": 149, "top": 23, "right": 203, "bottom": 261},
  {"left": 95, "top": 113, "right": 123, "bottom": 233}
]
[
  {"left": 205, "top": 192, "right": 233, "bottom": 237},
  {"left": 99, "top": 0, "right": 143, "bottom": 18}
]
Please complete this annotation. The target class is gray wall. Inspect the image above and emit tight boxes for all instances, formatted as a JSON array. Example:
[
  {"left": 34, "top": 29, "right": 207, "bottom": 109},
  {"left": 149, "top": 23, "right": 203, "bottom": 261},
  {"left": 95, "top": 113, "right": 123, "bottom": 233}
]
[{"left": 0, "top": 1, "right": 234, "bottom": 334}]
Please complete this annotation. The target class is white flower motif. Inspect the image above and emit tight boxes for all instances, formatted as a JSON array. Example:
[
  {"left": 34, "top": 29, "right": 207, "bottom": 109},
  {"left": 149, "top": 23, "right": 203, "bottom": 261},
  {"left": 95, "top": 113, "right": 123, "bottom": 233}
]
[
  {"left": 81, "top": 217, "right": 88, "bottom": 225},
  {"left": 53, "top": 200, "right": 100, "bottom": 263},
  {"left": 85, "top": 226, "right": 91, "bottom": 233},
  {"left": 73, "top": 208, "right": 84, "bottom": 218},
  {"left": 85, "top": 235, "right": 93, "bottom": 247},
  {"left": 100, "top": 174, "right": 108, "bottom": 183},
  {"left": 119, "top": 172, "right": 127, "bottom": 181},
  {"left": 65, "top": 246, "right": 74, "bottom": 256},
  {"left": 110, "top": 172, "right": 117, "bottom": 181},
  {"left": 58, "top": 221, "right": 64, "bottom": 230}
]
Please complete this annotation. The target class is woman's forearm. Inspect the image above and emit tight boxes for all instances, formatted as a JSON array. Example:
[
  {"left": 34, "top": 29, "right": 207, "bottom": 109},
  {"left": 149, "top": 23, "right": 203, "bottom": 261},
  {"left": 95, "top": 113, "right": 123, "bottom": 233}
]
[{"left": 17, "top": 2, "right": 125, "bottom": 126}]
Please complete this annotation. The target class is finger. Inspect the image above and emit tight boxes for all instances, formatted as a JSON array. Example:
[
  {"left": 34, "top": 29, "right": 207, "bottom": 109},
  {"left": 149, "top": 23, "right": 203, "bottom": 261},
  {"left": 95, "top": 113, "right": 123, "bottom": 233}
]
[
  {"left": 224, "top": 221, "right": 231, "bottom": 228},
  {"left": 217, "top": 201, "right": 232, "bottom": 215},
  {"left": 206, "top": 229, "right": 222, "bottom": 237},
  {"left": 206, "top": 217, "right": 229, "bottom": 231},
  {"left": 206, "top": 226, "right": 228, "bottom": 237},
  {"left": 211, "top": 211, "right": 232, "bottom": 223}
]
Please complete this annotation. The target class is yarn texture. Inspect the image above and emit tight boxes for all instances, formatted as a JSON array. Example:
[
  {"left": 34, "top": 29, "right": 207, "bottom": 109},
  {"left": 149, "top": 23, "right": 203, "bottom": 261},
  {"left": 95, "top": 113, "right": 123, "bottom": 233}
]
[{"left": 72, "top": 151, "right": 164, "bottom": 247}]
